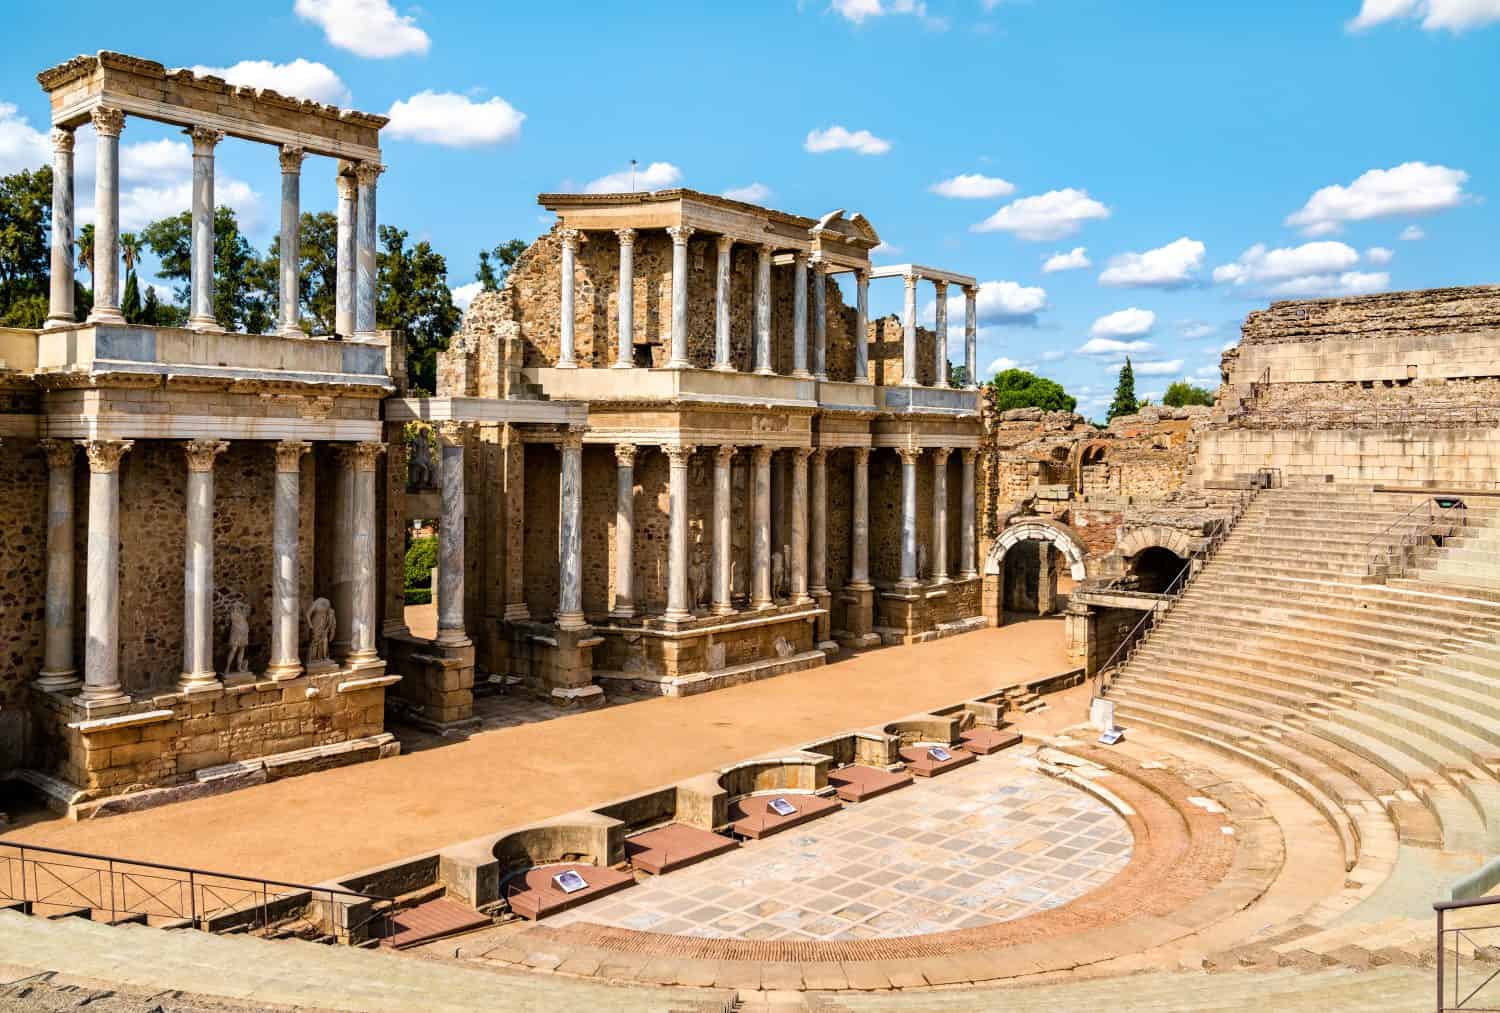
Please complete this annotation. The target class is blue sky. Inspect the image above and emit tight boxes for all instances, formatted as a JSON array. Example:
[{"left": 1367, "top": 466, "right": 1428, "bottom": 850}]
[{"left": 3, "top": 0, "right": 1498, "bottom": 416}]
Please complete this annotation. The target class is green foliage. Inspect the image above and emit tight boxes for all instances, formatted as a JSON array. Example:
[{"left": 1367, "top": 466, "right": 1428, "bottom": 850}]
[
  {"left": 263, "top": 211, "right": 338, "bottom": 335},
  {"left": 477, "top": 239, "right": 526, "bottom": 292},
  {"left": 949, "top": 364, "right": 970, "bottom": 389},
  {"left": 404, "top": 536, "right": 439, "bottom": 590},
  {"left": 0, "top": 165, "right": 52, "bottom": 322},
  {"left": 76, "top": 223, "right": 94, "bottom": 281},
  {"left": 378, "top": 225, "right": 460, "bottom": 395},
  {"left": 121, "top": 270, "right": 142, "bottom": 322},
  {"left": 1108, "top": 358, "right": 1139, "bottom": 421},
  {"left": 405, "top": 586, "right": 432, "bottom": 606},
  {"left": 987, "top": 368, "right": 1077, "bottom": 413},
  {"left": 1, "top": 293, "right": 47, "bottom": 328},
  {"left": 141, "top": 206, "right": 273, "bottom": 333},
  {"left": 1162, "top": 380, "right": 1214, "bottom": 407}
]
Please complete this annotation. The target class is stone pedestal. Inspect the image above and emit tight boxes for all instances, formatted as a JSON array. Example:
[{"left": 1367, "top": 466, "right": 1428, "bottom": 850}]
[
  {"left": 837, "top": 584, "right": 879, "bottom": 648},
  {"left": 386, "top": 634, "right": 477, "bottom": 730}
]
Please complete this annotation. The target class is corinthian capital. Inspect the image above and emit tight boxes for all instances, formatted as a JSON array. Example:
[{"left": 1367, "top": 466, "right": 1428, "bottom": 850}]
[
  {"left": 353, "top": 161, "right": 386, "bottom": 186},
  {"left": 614, "top": 228, "right": 637, "bottom": 248},
  {"left": 435, "top": 421, "right": 470, "bottom": 447},
  {"left": 79, "top": 439, "right": 133, "bottom": 473},
  {"left": 278, "top": 144, "right": 305, "bottom": 173},
  {"left": 183, "top": 439, "right": 229, "bottom": 472},
  {"left": 338, "top": 441, "right": 387, "bottom": 472},
  {"left": 90, "top": 106, "right": 125, "bottom": 138},
  {"left": 50, "top": 127, "right": 75, "bottom": 154},
  {"left": 274, "top": 440, "right": 311, "bottom": 472},
  {"left": 336, "top": 166, "right": 358, "bottom": 200},
  {"left": 932, "top": 447, "right": 953, "bottom": 465},
  {"left": 667, "top": 225, "right": 696, "bottom": 245},
  {"left": 664, "top": 443, "right": 697, "bottom": 466},
  {"left": 187, "top": 125, "right": 225, "bottom": 155},
  {"left": 614, "top": 443, "right": 638, "bottom": 468},
  {"left": 896, "top": 446, "right": 923, "bottom": 466},
  {"left": 39, "top": 439, "right": 75, "bottom": 471},
  {"left": 560, "top": 228, "right": 583, "bottom": 253}
]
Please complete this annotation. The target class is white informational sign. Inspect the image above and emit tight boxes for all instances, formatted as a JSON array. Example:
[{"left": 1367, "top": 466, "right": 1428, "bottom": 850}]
[
  {"left": 1090, "top": 696, "right": 1116, "bottom": 732},
  {"left": 928, "top": 746, "right": 953, "bottom": 763},
  {"left": 768, "top": 797, "right": 798, "bottom": 817},
  {"left": 552, "top": 870, "right": 588, "bottom": 894}
]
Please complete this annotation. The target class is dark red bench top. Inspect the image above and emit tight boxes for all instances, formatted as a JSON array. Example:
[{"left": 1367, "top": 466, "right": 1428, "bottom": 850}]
[
  {"left": 380, "top": 897, "right": 491, "bottom": 949},
  {"left": 728, "top": 793, "right": 841, "bottom": 840},
  {"left": 959, "top": 726, "right": 1023, "bottom": 755},
  {"left": 899, "top": 744, "right": 978, "bottom": 778},
  {"left": 624, "top": 823, "right": 739, "bottom": 875},
  {"left": 504, "top": 863, "right": 635, "bottom": 921},
  {"left": 828, "top": 764, "right": 915, "bottom": 803}
]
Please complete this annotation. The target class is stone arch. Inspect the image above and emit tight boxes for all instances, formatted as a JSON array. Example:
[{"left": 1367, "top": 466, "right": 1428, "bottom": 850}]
[
  {"left": 1116, "top": 524, "right": 1199, "bottom": 561},
  {"left": 1070, "top": 440, "right": 1111, "bottom": 494},
  {"left": 983, "top": 517, "right": 1089, "bottom": 581}
]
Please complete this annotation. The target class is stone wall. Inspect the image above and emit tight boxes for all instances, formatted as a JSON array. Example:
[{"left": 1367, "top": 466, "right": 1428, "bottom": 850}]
[{"left": 0, "top": 440, "right": 47, "bottom": 708}]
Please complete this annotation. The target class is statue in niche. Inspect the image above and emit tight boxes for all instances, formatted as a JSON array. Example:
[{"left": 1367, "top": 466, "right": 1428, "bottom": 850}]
[
  {"left": 689, "top": 544, "right": 709, "bottom": 610},
  {"left": 225, "top": 602, "right": 251, "bottom": 676},
  {"left": 306, "top": 598, "right": 336, "bottom": 665},
  {"left": 780, "top": 544, "right": 792, "bottom": 597},
  {"left": 407, "top": 429, "right": 436, "bottom": 490},
  {"left": 917, "top": 543, "right": 929, "bottom": 580},
  {"left": 771, "top": 549, "right": 786, "bottom": 602}
]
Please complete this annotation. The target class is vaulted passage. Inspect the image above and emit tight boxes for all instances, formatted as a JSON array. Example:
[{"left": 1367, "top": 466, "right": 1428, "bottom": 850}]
[{"left": 1130, "top": 546, "right": 1187, "bottom": 594}]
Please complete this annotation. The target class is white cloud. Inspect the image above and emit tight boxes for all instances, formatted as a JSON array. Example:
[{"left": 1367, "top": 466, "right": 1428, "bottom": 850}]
[
  {"left": 1079, "top": 337, "right": 1153, "bottom": 356},
  {"left": 1042, "top": 247, "right": 1090, "bottom": 273},
  {"left": 1133, "top": 359, "right": 1185, "bottom": 376},
  {"left": 384, "top": 92, "right": 525, "bottom": 147},
  {"left": 584, "top": 161, "right": 682, "bottom": 194},
  {"left": 1365, "top": 245, "right": 1395, "bottom": 264},
  {"left": 1089, "top": 307, "right": 1156, "bottom": 339},
  {"left": 114, "top": 177, "right": 262, "bottom": 232},
  {"left": 1039, "top": 349, "right": 1066, "bottom": 362},
  {"left": 930, "top": 173, "right": 1015, "bottom": 199},
  {"left": 931, "top": 279, "right": 1048, "bottom": 327},
  {"left": 1099, "top": 237, "right": 1205, "bottom": 289},
  {"left": 1221, "top": 339, "right": 1239, "bottom": 353},
  {"left": 871, "top": 241, "right": 901, "bottom": 258},
  {"left": 1348, "top": 0, "right": 1500, "bottom": 32},
  {"left": 189, "top": 59, "right": 351, "bottom": 106},
  {"left": 0, "top": 102, "right": 50, "bottom": 176},
  {"left": 1213, "top": 241, "right": 1361, "bottom": 286},
  {"left": 1401, "top": 225, "right": 1426, "bottom": 241},
  {"left": 986, "top": 356, "right": 1020, "bottom": 374},
  {"left": 971, "top": 188, "right": 1110, "bottom": 241},
  {"left": 1178, "top": 319, "right": 1217, "bottom": 339},
  {"left": 829, "top": 0, "right": 948, "bottom": 28},
  {"left": 723, "top": 182, "right": 772, "bottom": 203},
  {"left": 805, "top": 125, "right": 891, "bottom": 156},
  {"left": 1268, "top": 271, "right": 1390, "bottom": 298},
  {"left": 451, "top": 281, "right": 482, "bottom": 313},
  {"left": 1284, "top": 162, "right": 1470, "bottom": 236},
  {"left": 118, "top": 138, "right": 191, "bottom": 183},
  {"left": 293, "top": 0, "right": 430, "bottom": 58}
]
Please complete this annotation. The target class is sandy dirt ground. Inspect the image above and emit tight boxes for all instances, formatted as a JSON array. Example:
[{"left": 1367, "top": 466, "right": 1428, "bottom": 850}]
[{"left": 2, "top": 618, "right": 1074, "bottom": 886}]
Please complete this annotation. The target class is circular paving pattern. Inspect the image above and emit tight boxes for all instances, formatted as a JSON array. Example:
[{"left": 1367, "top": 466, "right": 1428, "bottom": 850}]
[{"left": 546, "top": 752, "right": 1132, "bottom": 943}]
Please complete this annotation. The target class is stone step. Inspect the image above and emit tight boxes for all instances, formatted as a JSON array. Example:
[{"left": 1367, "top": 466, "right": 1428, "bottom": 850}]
[
  {"left": 1130, "top": 665, "right": 1336, "bottom": 712},
  {"left": 1183, "top": 576, "right": 1500, "bottom": 626},
  {"left": 1169, "top": 596, "right": 1491, "bottom": 648},
  {"left": 1389, "top": 576, "right": 1500, "bottom": 605},
  {"left": 1132, "top": 639, "right": 1388, "bottom": 689},
  {"left": 1350, "top": 693, "right": 1500, "bottom": 767},
  {"left": 1136, "top": 624, "right": 1442, "bottom": 679}
]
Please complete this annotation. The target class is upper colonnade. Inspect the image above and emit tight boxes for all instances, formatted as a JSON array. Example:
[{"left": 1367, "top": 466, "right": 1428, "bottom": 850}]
[{"left": 36, "top": 51, "right": 388, "bottom": 340}]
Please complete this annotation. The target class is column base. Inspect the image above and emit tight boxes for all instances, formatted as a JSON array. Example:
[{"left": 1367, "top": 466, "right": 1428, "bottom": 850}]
[
  {"left": 611, "top": 361, "right": 635, "bottom": 370},
  {"left": 178, "top": 672, "right": 224, "bottom": 694},
  {"left": 555, "top": 360, "right": 579, "bottom": 369},
  {"left": 263, "top": 661, "right": 304, "bottom": 683},
  {"left": 556, "top": 610, "right": 588, "bottom": 632},
  {"left": 344, "top": 649, "right": 384, "bottom": 672},
  {"left": 959, "top": 570, "right": 978, "bottom": 580},
  {"left": 711, "top": 602, "right": 735, "bottom": 616},
  {"left": 934, "top": 382, "right": 950, "bottom": 390},
  {"left": 853, "top": 376, "right": 872, "bottom": 385},
  {"left": 793, "top": 594, "right": 814, "bottom": 606},
  {"left": 665, "top": 360, "right": 691, "bottom": 370},
  {"left": 352, "top": 331, "right": 379, "bottom": 343},
  {"left": 34, "top": 669, "right": 81, "bottom": 693},
  {"left": 711, "top": 363, "right": 737, "bottom": 373},
  {"left": 754, "top": 367, "right": 775, "bottom": 376},
  {"left": 608, "top": 605, "right": 636, "bottom": 620},
  {"left": 87, "top": 307, "right": 125, "bottom": 325},
  {"left": 44, "top": 315, "right": 76, "bottom": 331},
  {"left": 278, "top": 323, "right": 305, "bottom": 338},
  {"left": 187, "top": 315, "right": 221, "bottom": 332},
  {"left": 77, "top": 684, "right": 130, "bottom": 707},
  {"left": 435, "top": 628, "right": 472, "bottom": 648},
  {"left": 503, "top": 603, "right": 531, "bottom": 622},
  {"left": 791, "top": 369, "right": 813, "bottom": 379},
  {"left": 662, "top": 608, "right": 693, "bottom": 622},
  {"left": 751, "top": 598, "right": 774, "bottom": 610}
]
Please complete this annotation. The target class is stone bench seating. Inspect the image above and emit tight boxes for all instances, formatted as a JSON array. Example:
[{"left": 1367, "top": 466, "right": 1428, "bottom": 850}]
[
  {"left": 504, "top": 863, "right": 635, "bottom": 921},
  {"left": 898, "top": 744, "right": 977, "bottom": 778},
  {"left": 726, "top": 793, "right": 841, "bottom": 839},
  {"left": 827, "top": 764, "right": 913, "bottom": 803},
  {"left": 622, "top": 824, "right": 738, "bottom": 875},
  {"left": 957, "top": 726, "right": 1022, "bottom": 756},
  {"left": 1172, "top": 592, "right": 1500, "bottom": 643},
  {"left": 1180, "top": 580, "right": 1500, "bottom": 633}
]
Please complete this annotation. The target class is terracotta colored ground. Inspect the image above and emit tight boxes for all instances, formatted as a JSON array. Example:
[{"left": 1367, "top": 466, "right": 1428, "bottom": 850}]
[{"left": 2, "top": 618, "right": 1070, "bottom": 886}]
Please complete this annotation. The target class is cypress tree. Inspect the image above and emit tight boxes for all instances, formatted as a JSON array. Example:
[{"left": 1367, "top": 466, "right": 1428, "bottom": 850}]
[{"left": 1108, "top": 357, "right": 1139, "bottom": 420}]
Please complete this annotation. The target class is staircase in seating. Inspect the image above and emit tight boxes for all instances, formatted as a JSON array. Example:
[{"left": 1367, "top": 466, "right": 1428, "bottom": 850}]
[{"left": 1107, "top": 485, "right": 1500, "bottom": 864}]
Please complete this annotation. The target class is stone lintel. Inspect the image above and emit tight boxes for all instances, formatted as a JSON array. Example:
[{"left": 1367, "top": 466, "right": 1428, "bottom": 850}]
[
  {"left": 594, "top": 605, "right": 823, "bottom": 640},
  {"left": 336, "top": 674, "right": 401, "bottom": 694},
  {"left": 384, "top": 395, "right": 588, "bottom": 428},
  {"left": 65, "top": 708, "right": 176, "bottom": 734}
]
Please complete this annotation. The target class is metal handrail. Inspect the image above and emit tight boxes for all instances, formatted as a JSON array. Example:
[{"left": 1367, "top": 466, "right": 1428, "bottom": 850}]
[
  {"left": 1365, "top": 497, "right": 1469, "bottom": 579},
  {"left": 1435, "top": 895, "right": 1500, "bottom": 1011}
]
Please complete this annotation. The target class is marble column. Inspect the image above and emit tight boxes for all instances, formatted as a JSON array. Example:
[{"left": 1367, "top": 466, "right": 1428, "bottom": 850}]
[
  {"left": 1038, "top": 543, "right": 1057, "bottom": 616},
  {"left": 809, "top": 449, "right": 828, "bottom": 596},
  {"left": 87, "top": 107, "right": 125, "bottom": 324},
  {"left": 931, "top": 447, "right": 951, "bottom": 583},
  {"left": 664, "top": 444, "right": 696, "bottom": 620},
  {"left": 610, "top": 443, "right": 637, "bottom": 618},
  {"left": 277, "top": 145, "right": 303, "bottom": 337},
  {"left": 346, "top": 442, "right": 386, "bottom": 665},
  {"left": 267, "top": 440, "right": 309, "bottom": 681},
  {"left": 667, "top": 226, "right": 694, "bottom": 369},
  {"left": 897, "top": 447, "right": 921, "bottom": 585},
  {"left": 713, "top": 236, "right": 734, "bottom": 371},
  {"left": 933, "top": 280, "right": 950, "bottom": 388},
  {"left": 964, "top": 286, "right": 979, "bottom": 389},
  {"left": 712, "top": 445, "right": 735, "bottom": 614},
  {"left": 353, "top": 161, "right": 384, "bottom": 342},
  {"left": 558, "top": 228, "right": 581, "bottom": 368},
  {"left": 557, "top": 429, "right": 586, "bottom": 630},
  {"left": 751, "top": 445, "right": 773, "bottom": 608},
  {"left": 186, "top": 126, "right": 224, "bottom": 331},
  {"left": 614, "top": 229, "right": 636, "bottom": 368},
  {"left": 46, "top": 129, "right": 75, "bottom": 329},
  {"left": 335, "top": 166, "right": 358, "bottom": 337},
  {"left": 36, "top": 441, "right": 78, "bottom": 690},
  {"left": 754, "top": 244, "right": 774, "bottom": 375},
  {"left": 854, "top": 269, "right": 870, "bottom": 384},
  {"left": 960, "top": 449, "right": 978, "bottom": 578},
  {"left": 436, "top": 423, "right": 470, "bottom": 646},
  {"left": 849, "top": 447, "right": 871, "bottom": 588},
  {"left": 812, "top": 259, "right": 828, "bottom": 381},
  {"left": 80, "top": 439, "right": 133, "bottom": 703},
  {"left": 790, "top": 448, "right": 811, "bottom": 603},
  {"left": 180, "top": 440, "right": 228, "bottom": 690},
  {"left": 791, "top": 252, "right": 810, "bottom": 378},
  {"left": 902, "top": 270, "right": 918, "bottom": 386}
]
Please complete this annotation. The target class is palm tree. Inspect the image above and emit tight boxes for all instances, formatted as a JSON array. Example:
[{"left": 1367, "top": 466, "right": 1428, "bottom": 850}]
[
  {"left": 77, "top": 224, "right": 96, "bottom": 284},
  {"left": 120, "top": 232, "right": 142, "bottom": 277}
]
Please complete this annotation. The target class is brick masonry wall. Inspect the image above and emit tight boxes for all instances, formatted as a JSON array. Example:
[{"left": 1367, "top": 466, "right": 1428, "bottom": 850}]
[{"left": 0, "top": 441, "right": 47, "bottom": 707}]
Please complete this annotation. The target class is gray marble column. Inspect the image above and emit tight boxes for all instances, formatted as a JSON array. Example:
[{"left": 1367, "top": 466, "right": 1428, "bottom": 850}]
[
  {"left": 436, "top": 424, "right": 470, "bottom": 646},
  {"left": 751, "top": 445, "right": 773, "bottom": 608},
  {"left": 558, "top": 228, "right": 581, "bottom": 368},
  {"left": 46, "top": 129, "right": 75, "bottom": 329},
  {"left": 267, "top": 440, "right": 309, "bottom": 681},
  {"left": 897, "top": 447, "right": 921, "bottom": 585},
  {"left": 186, "top": 126, "right": 224, "bottom": 331},
  {"left": 87, "top": 108, "right": 125, "bottom": 324},
  {"left": 754, "top": 244, "right": 774, "bottom": 375},
  {"left": 933, "top": 280, "right": 950, "bottom": 388},
  {"left": 790, "top": 448, "right": 811, "bottom": 603},
  {"left": 810, "top": 448, "right": 828, "bottom": 596},
  {"left": 712, "top": 445, "right": 735, "bottom": 614},
  {"left": 614, "top": 229, "right": 636, "bottom": 368},
  {"left": 664, "top": 444, "right": 696, "bottom": 620},
  {"left": 713, "top": 236, "right": 734, "bottom": 371},
  {"left": 610, "top": 444, "right": 637, "bottom": 618},
  {"left": 812, "top": 259, "right": 828, "bottom": 381},
  {"left": 80, "top": 440, "right": 132, "bottom": 703},
  {"left": 964, "top": 286, "right": 979, "bottom": 389},
  {"left": 960, "top": 449, "right": 978, "bottom": 578},
  {"left": 346, "top": 442, "right": 386, "bottom": 665},
  {"left": 36, "top": 441, "right": 78, "bottom": 690},
  {"left": 850, "top": 447, "right": 871, "bottom": 589},
  {"left": 277, "top": 145, "right": 303, "bottom": 337},
  {"left": 335, "top": 166, "right": 357, "bottom": 337},
  {"left": 931, "top": 447, "right": 951, "bottom": 583},
  {"left": 557, "top": 429, "right": 586, "bottom": 630},
  {"left": 180, "top": 440, "right": 228, "bottom": 690},
  {"left": 353, "top": 161, "right": 384, "bottom": 342},
  {"left": 901, "top": 270, "right": 918, "bottom": 386},
  {"left": 791, "top": 252, "right": 810, "bottom": 378},
  {"left": 853, "top": 269, "right": 870, "bottom": 384},
  {"left": 667, "top": 226, "right": 694, "bottom": 369}
]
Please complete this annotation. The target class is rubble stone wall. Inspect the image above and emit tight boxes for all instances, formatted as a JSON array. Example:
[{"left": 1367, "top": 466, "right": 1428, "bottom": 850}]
[{"left": 0, "top": 440, "right": 47, "bottom": 708}]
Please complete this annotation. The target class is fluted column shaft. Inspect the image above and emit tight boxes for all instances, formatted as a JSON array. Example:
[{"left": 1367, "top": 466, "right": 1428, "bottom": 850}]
[
  {"left": 614, "top": 229, "right": 636, "bottom": 368},
  {"left": 665, "top": 444, "right": 696, "bottom": 620},
  {"left": 46, "top": 130, "right": 75, "bottom": 328},
  {"left": 611, "top": 444, "right": 637, "bottom": 618},
  {"left": 810, "top": 449, "right": 828, "bottom": 595},
  {"left": 187, "top": 127, "right": 223, "bottom": 331},
  {"left": 792, "top": 253, "right": 810, "bottom": 377},
  {"left": 558, "top": 228, "right": 581, "bottom": 368},
  {"left": 81, "top": 440, "right": 132, "bottom": 703},
  {"left": 897, "top": 448, "right": 920, "bottom": 585},
  {"left": 960, "top": 449, "right": 978, "bottom": 578},
  {"left": 712, "top": 446, "right": 735, "bottom": 614},
  {"left": 754, "top": 245, "right": 773, "bottom": 375},
  {"left": 557, "top": 431, "right": 585, "bottom": 630},
  {"left": 667, "top": 226, "right": 694, "bottom": 368},
  {"left": 934, "top": 280, "right": 950, "bottom": 388},
  {"left": 713, "top": 237, "right": 734, "bottom": 370},
  {"left": 335, "top": 168, "right": 358, "bottom": 337},
  {"left": 180, "top": 440, "right": 228, "bottom": 690},
  {"left": 268, "top": 441, "right": 309, "bottom": 680},
  {"left": 931, "top": 448, "right": 951, "bottom": 582},
  {"left": 790, "top": 448, "right": 811, "bottom": 603},
  {"left": 354, "top": 162, "right": 383, "bottom": 341},
  {"left": 812, "top": 261, "right": 828, "bottom": 381},
  {"left": 346, "top": 442, "right": 385, "bottom": 664},
  {"left": 88, "top": 108, "right": 124, "bottom": 324},
  {"left": 850, "top": 448, "right": 871, "bottom": 588},
  {"left": 437, "top": 425, "right": 469, "bottom": 646},
  {"left": 751, "top": 446, "right": 773, "bottom": 607},
  {"left": 964, "top": 287, "right": 979, "bottom": 389},
  {"left": 902, "top": 271, "right": 918, "bottom": 386},
  {"left": 37, "top": 442, "right": 78, "bottom": 689},
  {"left": 278, "top": 146, "right": 303, "bottom": 336},
  {"left": 854, "top": 269, "right": 870, "bottom": 384}
]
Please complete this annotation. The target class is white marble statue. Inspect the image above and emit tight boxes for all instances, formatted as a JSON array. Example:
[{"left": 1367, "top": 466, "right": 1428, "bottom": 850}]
[
  {"left": 225, "top": 602, "right": 251, "bottom": 675},
  {"left": 407, "top": 429, "right": 435, "bottom": 490},
  {"left": 771, "top": 550, "right": 785, "bottom": 602},
  {"left": 306, "top": 597, "right": 336, "bottom": 665}
]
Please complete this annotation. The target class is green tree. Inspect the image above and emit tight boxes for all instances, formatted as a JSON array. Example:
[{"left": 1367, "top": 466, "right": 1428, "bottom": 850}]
[
  {"left": 262, "top": 211, "right": 338, "bottom": 334},
  {"left": 141, "top": 206, "right": 272, "bottom": 333},
  {"left": 1, "top": 293, "right": 48, "bottom": 328},
  {"left": 119, "top": 232, "right": 142, "bottom": 276},
  {"left": 0, "top": 165, "right": 52, "bottom": 320},
  {"left": 1107, "top": 358, "right": 1139, "bottom": 420},
  {"left": 477, "top": 239, "right": 526, "bottom": 292},
  {"left": 121, "top": 270, "right": 142, "bottom": 322},
  {"left": 949, "top": 364, "right": 970, "bottom": 389},
  {"left": 76, "top": 223, "right": 95, "bottom": 285},
  {"left": 378, "top": 225, "right": 461, "bottom": 395},
  {"left": 987, "top": 368, "right": 1077, "bottom": 413},
  {"left": 1162, "top": 380, "right": 1214, "bottom": 407}
]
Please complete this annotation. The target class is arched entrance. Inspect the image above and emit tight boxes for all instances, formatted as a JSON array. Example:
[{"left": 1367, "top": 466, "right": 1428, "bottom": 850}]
[
  {"left": 982, "top": 518, "right": 1089, "bottom": 624},
  {"left": 1130, "top": 546, "right": 1187, "bottom": 594},
  {"left": 1115, "top": 525, "right": 1199, "bottom": 594}
]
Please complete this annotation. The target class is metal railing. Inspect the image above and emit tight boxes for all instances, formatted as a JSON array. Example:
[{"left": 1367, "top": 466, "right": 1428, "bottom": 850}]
[
  {"left": 1436, "top": 895, "right": 1500, "bottom": 1011},
  {"left": 0, "top": 841, "right": 394, "bottom": 944},
  {"left": 1365, "top": 496, "right": 1470, "bottom": 579}
]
